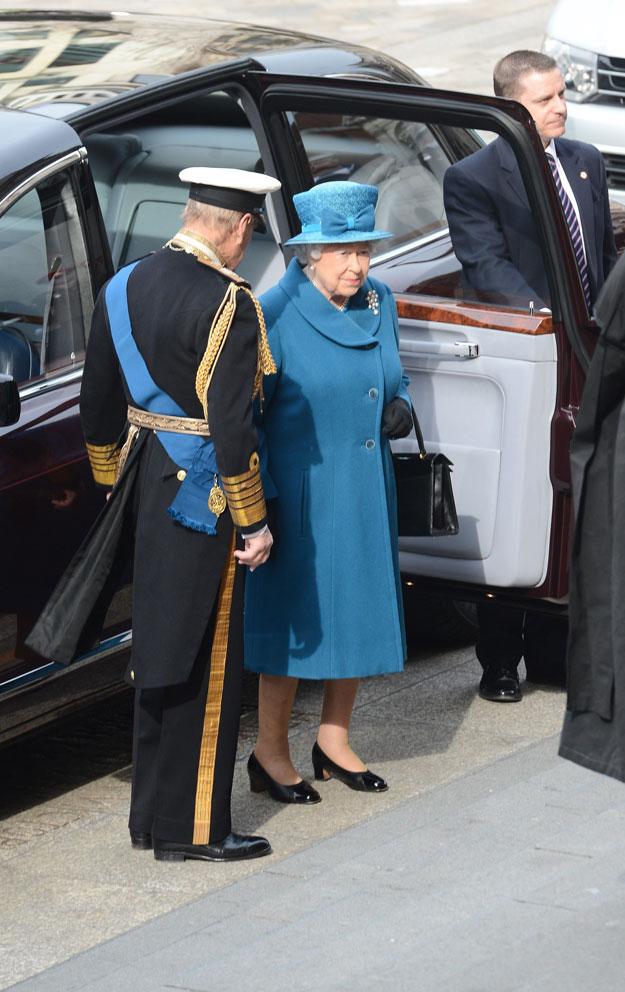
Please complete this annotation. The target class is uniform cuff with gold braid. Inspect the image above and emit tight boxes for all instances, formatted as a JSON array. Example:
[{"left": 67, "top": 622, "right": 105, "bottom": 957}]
[
  {"left": 221, "top": 452, "right": 267, "bottom": 530},
  {"left": 86, "top": 442, "right": 120, "bottom": 487}
]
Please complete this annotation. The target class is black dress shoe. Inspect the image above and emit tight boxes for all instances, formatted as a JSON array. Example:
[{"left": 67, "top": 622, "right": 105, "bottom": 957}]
[
  {"left": 129, "top": 830, "right": 152, "bottom": 850},
  {"left": 311, "top": 741, "right": 388, "bottom": 792},
  {"left": 153, "top": 832, "right": 271, "bottom": 863},
  {"left": 247, "top": 753, "right": 321, "bottom": 804},
  {"left": 479, "top": 665, "right": 522, "bottom": 702}
]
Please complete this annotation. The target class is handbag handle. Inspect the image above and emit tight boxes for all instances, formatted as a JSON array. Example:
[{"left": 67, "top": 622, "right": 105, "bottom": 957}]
[{"left": 409, "top": 403, "right": 427, "bottom": 458}]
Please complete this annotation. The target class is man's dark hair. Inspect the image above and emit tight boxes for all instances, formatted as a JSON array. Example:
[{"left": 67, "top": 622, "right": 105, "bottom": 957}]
[{"left": 493, "top": 50, "right": 558, "bottom": 99}]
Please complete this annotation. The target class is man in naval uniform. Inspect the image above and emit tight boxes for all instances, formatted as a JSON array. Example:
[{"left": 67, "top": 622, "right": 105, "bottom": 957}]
[{"left": 79, "top": 167, "right": 280, "bottom": 862}]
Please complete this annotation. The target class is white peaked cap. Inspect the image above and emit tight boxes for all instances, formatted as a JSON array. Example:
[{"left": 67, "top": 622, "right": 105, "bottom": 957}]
[{"left": 179, "top": 167, "right": 281, "bottom": 196}]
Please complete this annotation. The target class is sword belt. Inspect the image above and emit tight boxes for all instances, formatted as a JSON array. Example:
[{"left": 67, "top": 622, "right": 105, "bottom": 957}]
[{"left": 127, "top": 404, "right": 211, "bottom": 436}]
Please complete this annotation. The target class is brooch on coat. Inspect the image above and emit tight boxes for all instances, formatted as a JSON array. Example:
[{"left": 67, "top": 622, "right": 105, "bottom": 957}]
[{"left": 366, "top": 290, "right": 379, "bottom": 315}]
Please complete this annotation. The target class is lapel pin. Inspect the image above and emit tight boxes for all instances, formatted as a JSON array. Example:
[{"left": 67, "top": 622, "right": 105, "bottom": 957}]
[{"left": 580, "top": 170, "right": 588, "bottom": 179}]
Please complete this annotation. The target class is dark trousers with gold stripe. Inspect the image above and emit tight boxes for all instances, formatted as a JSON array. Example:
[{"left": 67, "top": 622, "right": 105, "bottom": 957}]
[{"left": 128, "top": 537, "right": 244, "bottom": 845}]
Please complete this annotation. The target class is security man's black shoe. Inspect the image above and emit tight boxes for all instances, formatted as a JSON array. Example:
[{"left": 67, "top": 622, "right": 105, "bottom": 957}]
[
  {"left": 130, "top": 830, "right": 153, "bottom": 850},
  {"left": 153, "top": 832, "right": 272, "bottom": 862},
  {"left": 479, "top": 665, "right": 522, "bottom": 702}
]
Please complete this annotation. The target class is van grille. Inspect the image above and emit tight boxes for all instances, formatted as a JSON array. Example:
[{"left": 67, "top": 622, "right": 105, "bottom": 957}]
[
  {"left": 597, "top": 54, "right": 625, "bottom": 104},
  {"left": 603, "top": 152, "right": 625, "bottom": 190}
]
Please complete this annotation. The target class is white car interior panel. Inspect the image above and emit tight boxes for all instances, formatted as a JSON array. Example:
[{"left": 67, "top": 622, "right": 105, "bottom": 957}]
[{"left": 397, "top": 318, "right": 558, "bottom": 588}]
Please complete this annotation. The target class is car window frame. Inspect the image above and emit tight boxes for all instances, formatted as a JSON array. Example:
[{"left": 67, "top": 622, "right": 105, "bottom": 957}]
[{"left": 0, "top": 148, "right": 99, "bottom": 400}]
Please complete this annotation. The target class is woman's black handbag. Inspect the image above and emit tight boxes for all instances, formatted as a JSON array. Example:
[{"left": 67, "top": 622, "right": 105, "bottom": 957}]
[{"left": 392, "top": 404, "right": 459, "bottom": 537}]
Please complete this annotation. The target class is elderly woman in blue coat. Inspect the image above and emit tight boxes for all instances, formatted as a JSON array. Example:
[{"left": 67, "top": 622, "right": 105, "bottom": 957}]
[{"left": 244, "top": 181, "right": 412, "bottom": 804}]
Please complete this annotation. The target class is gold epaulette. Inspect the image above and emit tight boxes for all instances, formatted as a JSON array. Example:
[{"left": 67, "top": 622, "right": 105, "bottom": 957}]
[
  {"left": 196, "top": 254, "right": 249, "bottom": 285},
  {"left": 86, "top": 442, "right": 119, "bottom": 487},
  {"left": 220, "top": 452, "right": 267, "bottom": 530},
  {"left": 195, "top": 282, "right": 277, "bottom": 419}
]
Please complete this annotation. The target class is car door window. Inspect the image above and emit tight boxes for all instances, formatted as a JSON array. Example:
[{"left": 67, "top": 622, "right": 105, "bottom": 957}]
[
  {"left": 83, "top": 89, "right": 285, "bottom": 292},
  {"left": 293, "top": 111, "right": 455, "bottom": 249},
  {"left": 0, "top": 166, "right": 92, "bottom": 383},
  {"left": 291, "top": 112, "right": 551, "bottom": 313}
]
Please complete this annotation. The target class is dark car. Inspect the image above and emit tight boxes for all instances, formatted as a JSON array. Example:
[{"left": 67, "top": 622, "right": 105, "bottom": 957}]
[{"left": 0, "top": 9, "right": 623, "bottom": 742}]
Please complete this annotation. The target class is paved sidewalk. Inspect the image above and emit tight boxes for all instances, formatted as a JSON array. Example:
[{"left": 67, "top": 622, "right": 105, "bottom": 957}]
[
  {"left": 1, "top": 639, "right": 572, "bottom": 989},
  {"left": 7, "top": 732, "right": 625, "bottom": 992}
]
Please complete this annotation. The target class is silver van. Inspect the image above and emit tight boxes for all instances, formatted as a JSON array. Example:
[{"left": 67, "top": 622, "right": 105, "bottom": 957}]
[{"left": 543, "top": 0, "right": 625, "bottom": 192}]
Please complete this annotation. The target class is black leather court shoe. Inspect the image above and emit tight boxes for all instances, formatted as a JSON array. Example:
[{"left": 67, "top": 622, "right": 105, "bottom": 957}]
[
  {"left": 311, "top": 741, "right": 388, "bottom": 792},
  {"left": 247, "top": 752, "right": 321, "bottom": 804},
  {"left": 153, "top": 832, "right": 272, "bottom": 862},
  {"left": 129, "top": 830, "right": 152, "bottom": 850},
  {"left": 479, "top": 665, "right": 522, "bottom": 702}
]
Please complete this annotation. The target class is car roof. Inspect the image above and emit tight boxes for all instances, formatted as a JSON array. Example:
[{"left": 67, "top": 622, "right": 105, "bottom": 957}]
[
  {"left": 1, "top": 105, "right": 82, "bottom": 184},
  {"left": 0, "top": 9, "right": 424, "bottom": 117}
]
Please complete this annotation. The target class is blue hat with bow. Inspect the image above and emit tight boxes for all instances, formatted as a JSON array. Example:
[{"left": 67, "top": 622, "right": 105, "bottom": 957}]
[{"left": 284, "top": 181, "right": 392, "bottom": 245}]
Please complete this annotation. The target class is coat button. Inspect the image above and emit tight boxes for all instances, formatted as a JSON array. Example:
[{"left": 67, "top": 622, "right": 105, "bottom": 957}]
[
  {"left": 368, "top": 388, "right": 379, "bottom": 399},
  {"left": 177, "top": 469, "right": 187, "bottom": 481},
  {"left": 365, "top": 439, "right": 376, "bottom": 450}
]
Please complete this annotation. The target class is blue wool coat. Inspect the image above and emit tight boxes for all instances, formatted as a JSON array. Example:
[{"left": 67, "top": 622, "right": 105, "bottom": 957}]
[{"left": 244, "top": 258, "right": 409, "bottom": 679}]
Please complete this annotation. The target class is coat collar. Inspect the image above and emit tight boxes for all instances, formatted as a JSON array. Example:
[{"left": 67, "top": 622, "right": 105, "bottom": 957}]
[{"left": 279, "top": 258, "right": 382, "bottom": 348}]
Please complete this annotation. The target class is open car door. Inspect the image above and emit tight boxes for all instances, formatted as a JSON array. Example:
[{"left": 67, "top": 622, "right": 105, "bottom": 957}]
[
  {"left": 252, "top": 73, "right": 599, "bottom": 605},
  {"left": 0, "top": 108, "right": 126, "bottom": 722}
]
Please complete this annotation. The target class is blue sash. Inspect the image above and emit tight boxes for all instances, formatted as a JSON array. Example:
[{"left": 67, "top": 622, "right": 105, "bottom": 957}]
[{"left": 105, "top": 262, "right": 221, "bottom": 535}]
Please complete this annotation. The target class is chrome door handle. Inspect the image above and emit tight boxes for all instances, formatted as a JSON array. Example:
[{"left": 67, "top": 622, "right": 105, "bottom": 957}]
[{"left": 399, "top": 339, "right": 479, "bottom": 359}]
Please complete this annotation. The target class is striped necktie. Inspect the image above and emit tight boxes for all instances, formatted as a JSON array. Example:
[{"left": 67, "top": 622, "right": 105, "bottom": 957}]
[{"left": 546, "top": 152, "right": 591, "bottom": 308}]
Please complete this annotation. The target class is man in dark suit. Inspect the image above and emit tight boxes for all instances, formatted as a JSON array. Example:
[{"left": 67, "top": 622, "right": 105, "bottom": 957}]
[
  {"left": 443, "top": 50, "right": 617, "bottom": 702},
  {"left": 80, "top": 167, "right": 280, "bottom": 860}
]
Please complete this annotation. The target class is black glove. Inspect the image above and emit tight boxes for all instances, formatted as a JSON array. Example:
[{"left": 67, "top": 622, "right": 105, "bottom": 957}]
[{"left": 382, "top": 398, "right": 413, "bottom": 439}]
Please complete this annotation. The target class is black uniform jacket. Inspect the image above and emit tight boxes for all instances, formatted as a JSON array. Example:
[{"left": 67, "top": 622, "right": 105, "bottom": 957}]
[
  {"left": 560, "top": 252, "right": 625, "bottom": 780},
  {"left": 72, "top": 247, "right": 266, "bottom": 689},
  {"left": 443, "top": 137, "right": 617, "bottom": 308}
]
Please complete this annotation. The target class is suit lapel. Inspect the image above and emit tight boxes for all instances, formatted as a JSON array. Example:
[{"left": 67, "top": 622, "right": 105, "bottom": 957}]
[{"left": 496, "top": 138, "right": 530, "bottom": 210}]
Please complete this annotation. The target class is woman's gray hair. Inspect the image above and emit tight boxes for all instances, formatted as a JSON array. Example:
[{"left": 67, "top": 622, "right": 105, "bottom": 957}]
[
  {"left": 293, "top": 242, "right": 373, "bottom": 263},
  {"left": 293, "top": 243, "right": 323, "bottom": 263}
]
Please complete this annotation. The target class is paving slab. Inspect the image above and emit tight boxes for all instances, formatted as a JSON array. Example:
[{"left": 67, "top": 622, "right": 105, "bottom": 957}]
[{"left": 5, "top": 735, "right": 625, "bottom": 992}]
